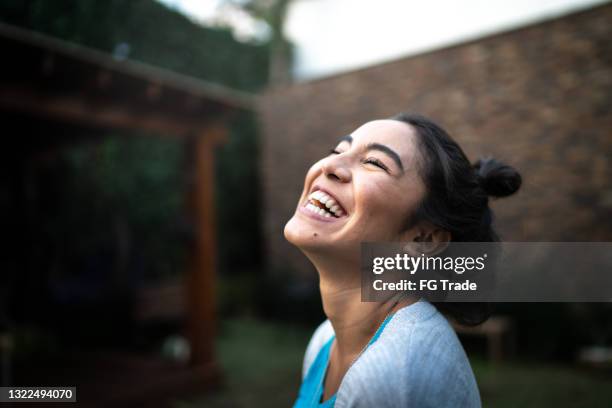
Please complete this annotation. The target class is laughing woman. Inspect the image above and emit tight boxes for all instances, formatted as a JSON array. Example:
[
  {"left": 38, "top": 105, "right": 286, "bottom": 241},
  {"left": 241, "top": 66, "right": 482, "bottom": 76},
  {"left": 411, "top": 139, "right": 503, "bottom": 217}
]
[{"left": 284, "top": 113, "right": 521, "bottom": 408}]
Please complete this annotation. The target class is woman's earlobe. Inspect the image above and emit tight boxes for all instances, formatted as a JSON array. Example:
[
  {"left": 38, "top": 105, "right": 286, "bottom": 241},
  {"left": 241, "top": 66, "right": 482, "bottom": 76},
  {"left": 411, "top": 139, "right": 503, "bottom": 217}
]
[
  {"left": 431, "top": 228, "right": 451, "bottom": 245},
  {"left": 413, "top": 240, "right": 448, "bottom": 256},
  {"left": 406, "top": 226, "right": 450, "bottom": 256},
  {"left": 428, "top": 229, "right": 451, "bottom": 254}
]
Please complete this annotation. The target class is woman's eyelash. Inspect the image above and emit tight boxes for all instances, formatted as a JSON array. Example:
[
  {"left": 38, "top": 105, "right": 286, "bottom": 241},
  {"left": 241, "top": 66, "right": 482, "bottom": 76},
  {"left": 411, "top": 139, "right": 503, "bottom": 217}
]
[
  {"left": 363, "top": 158, "right": 389, "bottom": 171},
  {"left": 328, "top": 149, "right": 389, "bottom": 172}
]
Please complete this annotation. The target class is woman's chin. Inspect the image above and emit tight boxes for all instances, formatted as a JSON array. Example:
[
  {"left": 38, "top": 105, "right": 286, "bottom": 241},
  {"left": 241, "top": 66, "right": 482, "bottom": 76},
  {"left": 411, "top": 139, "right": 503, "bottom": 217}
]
[
  {"left": 284, "top": 216, "right": 310, "bottom": 246},
  {"left": 284, "top": 215, "right": 327, "bottom": 250}
]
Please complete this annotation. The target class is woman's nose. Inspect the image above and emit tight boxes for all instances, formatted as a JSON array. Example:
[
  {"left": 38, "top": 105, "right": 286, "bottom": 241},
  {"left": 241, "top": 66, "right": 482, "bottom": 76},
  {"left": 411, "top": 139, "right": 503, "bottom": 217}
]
[{"left": 322, "top": 159, "right": 352, "bottom": 182}]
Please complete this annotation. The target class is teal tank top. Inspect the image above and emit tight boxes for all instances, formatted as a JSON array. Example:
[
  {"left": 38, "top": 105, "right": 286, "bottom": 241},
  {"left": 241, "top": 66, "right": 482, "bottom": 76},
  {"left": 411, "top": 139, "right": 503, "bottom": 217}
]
[{"left": 293, "top": 313, "right": 395, "bottom": 408}]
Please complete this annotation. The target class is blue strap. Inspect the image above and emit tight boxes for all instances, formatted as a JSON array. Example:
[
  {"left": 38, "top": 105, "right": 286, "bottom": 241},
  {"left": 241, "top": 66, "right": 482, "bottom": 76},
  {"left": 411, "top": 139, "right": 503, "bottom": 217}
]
[{"left": 293, "top": 313, "right": 395, "bottom": 408}]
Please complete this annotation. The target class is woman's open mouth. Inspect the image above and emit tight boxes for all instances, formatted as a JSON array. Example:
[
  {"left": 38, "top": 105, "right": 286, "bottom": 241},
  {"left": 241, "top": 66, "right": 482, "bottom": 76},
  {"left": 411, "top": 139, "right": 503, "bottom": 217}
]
[{"left": 302, "top": 189, "right": 347, "bottom": 219}]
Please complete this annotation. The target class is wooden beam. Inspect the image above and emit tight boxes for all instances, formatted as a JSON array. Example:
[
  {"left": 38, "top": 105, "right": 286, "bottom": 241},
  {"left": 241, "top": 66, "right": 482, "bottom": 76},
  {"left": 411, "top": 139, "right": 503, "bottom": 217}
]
[
  {"left": 184, "top": 124, "right": 226, "bottom": 369},
  {"left": 0, "top": 87, "right": 216, "bottom": 136},
  {"left": 0, "top": 22, "right": 255, "bottom": 111}
]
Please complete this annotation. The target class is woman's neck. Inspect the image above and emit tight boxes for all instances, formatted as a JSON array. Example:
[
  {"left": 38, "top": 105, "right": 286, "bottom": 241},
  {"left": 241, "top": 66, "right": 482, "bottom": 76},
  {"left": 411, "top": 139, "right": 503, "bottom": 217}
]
[{"left": 318, "top": 269, "right": 415, "bottom": 363}]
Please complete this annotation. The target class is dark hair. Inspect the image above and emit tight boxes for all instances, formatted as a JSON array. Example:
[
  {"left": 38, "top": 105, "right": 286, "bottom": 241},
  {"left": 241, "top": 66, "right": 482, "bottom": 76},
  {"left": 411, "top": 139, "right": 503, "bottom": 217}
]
[{"left": 390, "top": 112, "right": 522, "bottom": 325}]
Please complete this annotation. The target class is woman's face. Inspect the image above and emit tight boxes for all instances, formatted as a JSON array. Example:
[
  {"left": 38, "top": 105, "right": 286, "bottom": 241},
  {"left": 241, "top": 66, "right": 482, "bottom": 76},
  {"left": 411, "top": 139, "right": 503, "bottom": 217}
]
[{"left": 284, "top": 119, "right": 427, "bottom": 259}]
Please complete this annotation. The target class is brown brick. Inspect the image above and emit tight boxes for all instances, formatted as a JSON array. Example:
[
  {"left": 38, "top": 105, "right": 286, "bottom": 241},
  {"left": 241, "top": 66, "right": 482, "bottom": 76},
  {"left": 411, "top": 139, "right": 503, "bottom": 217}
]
[{"left": 259, "top": 4, "right": 612, "bottom": 278}]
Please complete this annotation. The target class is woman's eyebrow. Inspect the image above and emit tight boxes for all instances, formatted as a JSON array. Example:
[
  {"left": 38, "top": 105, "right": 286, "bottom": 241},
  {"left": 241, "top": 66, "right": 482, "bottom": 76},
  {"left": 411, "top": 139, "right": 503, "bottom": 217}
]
[
  {"left": 335, "top": 135, "right": 404, "bottom": 174},
  {"left": 366, "top": 143, "right": 405, "bottom": 173}
]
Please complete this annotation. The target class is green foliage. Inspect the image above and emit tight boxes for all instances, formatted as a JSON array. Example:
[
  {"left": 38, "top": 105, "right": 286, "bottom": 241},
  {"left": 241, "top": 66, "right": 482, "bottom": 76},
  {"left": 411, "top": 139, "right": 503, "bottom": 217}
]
[
  {"left": 1, "top": 1, "right": 269, "bottom": 321},
  {"left": 472, "top": 357, "right": 612, "bottom": 408},
  {"left": 0, "top": 0, "right": 270, "bottom": 338},
  {"left": 0, "top": 0, "right": 270, "bottom": 91},
  {"left": 173, "top": 319, "right": 612, "bottom": 408},
  {"left": 173, "top": 318, "right": 310, "bottom": 408},
  {"left": 0, "top": 0, "right": 268, "bottom": 271},
  {"left": 216, "top": 112, "right": 263, "bottom": 275},
  {"left": 46, "top": 134, "right": 188, "bottom": 284}
]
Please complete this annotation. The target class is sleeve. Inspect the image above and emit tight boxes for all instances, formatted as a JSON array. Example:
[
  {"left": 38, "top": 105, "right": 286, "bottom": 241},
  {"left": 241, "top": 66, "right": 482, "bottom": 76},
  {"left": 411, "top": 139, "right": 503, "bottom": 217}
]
[
  {"left": 301, "top": 319, "right": 334, "bottom": 380},
  {"left": 402, "top": 319, "right": 481, "bottom": 408},
  {"left": 336, "top": 319, "right": 481, "bottom": 408}
]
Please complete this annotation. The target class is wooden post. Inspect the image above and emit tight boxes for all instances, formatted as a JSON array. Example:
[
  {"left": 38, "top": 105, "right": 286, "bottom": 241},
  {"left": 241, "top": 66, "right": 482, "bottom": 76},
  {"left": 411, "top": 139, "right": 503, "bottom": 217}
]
[{"left": 184, "top": 124, "right": 226, "bottom": 369}]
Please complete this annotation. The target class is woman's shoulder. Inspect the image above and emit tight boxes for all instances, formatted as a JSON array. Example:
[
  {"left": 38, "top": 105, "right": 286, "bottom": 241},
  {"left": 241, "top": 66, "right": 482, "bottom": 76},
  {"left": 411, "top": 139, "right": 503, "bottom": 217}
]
[
  {"left": 364, "top": 300, "right": 469, "bottom": 366},
  {"left": 301, "top": 318, "right": 335, "bottom": 380},
  {"left": 337, "top": 300, "right": 481, "bottom": 407},
  {"left": 382, "top": 299, "right": 465, "bottom": 353}
]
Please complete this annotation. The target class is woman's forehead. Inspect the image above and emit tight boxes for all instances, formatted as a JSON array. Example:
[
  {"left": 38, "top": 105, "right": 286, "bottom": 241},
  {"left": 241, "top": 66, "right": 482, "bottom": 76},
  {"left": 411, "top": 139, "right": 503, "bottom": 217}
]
[{"left": 350, "top": 120, "right": 417, "bottom": 156}]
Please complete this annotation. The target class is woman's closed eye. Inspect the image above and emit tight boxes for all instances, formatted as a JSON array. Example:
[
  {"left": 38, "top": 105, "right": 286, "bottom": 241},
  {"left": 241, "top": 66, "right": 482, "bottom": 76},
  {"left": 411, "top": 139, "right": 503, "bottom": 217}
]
[
  {"left": 362, "top": 157, "right": 389, "bottom": 172},
  {"left": 328, "top": 149, "right": 389, "bottom": 173}
]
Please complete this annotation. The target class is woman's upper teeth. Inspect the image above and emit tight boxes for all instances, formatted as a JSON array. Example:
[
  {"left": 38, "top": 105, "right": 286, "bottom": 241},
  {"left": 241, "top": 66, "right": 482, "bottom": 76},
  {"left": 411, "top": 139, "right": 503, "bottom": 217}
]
[{"left": 308, "top": 190, "right": 345, "bottom": 217}]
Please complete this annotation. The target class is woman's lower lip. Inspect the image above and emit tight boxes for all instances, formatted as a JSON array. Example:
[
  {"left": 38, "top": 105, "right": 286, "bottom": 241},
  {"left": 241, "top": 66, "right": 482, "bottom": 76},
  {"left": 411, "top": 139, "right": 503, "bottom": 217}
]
[{"left": 299, "top": 204, "right": 340, "bottom": 222}]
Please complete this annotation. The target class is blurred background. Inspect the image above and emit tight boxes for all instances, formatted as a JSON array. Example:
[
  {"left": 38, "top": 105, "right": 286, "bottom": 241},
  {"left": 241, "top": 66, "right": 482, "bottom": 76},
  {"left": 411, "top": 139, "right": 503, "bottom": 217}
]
[{"left": 0, "top": 0, "right": 611, "bottom": 407}]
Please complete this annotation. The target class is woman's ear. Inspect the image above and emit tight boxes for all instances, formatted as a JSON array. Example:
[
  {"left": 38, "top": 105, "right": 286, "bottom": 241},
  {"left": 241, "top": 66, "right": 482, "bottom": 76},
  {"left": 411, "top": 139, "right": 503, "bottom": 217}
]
[{"left": 400, "top": 221, "right": 450, "bottom": 256}]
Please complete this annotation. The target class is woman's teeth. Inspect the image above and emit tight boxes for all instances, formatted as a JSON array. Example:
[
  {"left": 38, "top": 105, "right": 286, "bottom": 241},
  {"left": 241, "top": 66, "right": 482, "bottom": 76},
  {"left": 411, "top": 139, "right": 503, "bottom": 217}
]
[
  {"left": 306, "top": 202, "right": 333, "bottom": 217},
  {"left": 306, "top": 191, "right": 345, "bottom": 217}
]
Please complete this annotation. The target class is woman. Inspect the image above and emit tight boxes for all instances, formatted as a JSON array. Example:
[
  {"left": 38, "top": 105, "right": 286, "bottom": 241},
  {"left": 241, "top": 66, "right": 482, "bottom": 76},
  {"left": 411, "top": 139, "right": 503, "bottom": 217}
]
[{"left": 284, "top": 113, "right": 521, "bottom": 407}]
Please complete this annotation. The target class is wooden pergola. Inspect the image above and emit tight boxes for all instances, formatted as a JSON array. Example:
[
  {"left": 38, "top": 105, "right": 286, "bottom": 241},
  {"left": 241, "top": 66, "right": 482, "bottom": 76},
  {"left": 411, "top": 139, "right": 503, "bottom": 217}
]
[{"left": 0, "top": 22, "right": 253, "bottom": 402}]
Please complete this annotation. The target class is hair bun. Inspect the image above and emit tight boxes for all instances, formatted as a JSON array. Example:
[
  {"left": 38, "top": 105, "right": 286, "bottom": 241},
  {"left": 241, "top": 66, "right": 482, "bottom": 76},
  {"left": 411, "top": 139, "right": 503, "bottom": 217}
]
[{"left": 473, "top": 157, "right": 522, "bottom": 198}]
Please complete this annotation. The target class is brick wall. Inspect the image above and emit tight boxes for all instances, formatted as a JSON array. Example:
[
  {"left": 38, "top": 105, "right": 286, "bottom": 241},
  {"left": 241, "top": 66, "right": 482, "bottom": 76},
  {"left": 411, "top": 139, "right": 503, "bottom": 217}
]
[{"left": 258, "top": 4, "right": 612, "bottom": 279}]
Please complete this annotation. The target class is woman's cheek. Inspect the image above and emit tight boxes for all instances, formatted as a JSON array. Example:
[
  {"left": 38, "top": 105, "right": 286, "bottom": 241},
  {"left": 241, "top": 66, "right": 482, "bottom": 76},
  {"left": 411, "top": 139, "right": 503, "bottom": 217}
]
[{"left": 358, "top": 180, "right": 390, "bottom": 208}]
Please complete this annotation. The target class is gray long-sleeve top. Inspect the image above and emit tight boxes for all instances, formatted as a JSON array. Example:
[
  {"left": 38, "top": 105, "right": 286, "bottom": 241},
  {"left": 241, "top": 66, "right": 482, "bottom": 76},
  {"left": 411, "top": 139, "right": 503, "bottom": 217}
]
[{"left": 301, "top": 299, "right": 482, "bottom": 407}]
